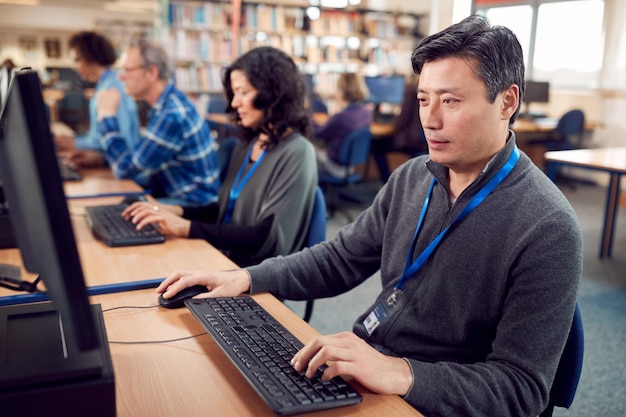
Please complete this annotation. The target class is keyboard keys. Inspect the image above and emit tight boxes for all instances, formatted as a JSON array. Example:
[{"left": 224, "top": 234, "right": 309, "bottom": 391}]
[
  {"left": 85, "top": 204, "right": 165, "bottom": 247},
  {"left": 185, "top": 297, "right": 362, "bottom": 416}
]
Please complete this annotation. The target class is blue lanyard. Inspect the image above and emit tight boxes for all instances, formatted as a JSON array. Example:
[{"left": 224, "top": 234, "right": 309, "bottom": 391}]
[
  {"left": 223, "top": 142, "right": 267, "bottom": 224},
  {"left": 389, "top": 146, "right": 520, "bottom": 303}
]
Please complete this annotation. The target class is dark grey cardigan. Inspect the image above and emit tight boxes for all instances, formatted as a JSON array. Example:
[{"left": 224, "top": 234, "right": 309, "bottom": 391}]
[{"left": 248, "top": 135, "right": 583, "bottom": 417}]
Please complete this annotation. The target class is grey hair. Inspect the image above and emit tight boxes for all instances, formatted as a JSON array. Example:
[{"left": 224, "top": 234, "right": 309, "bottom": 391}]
[{"left": 128, "top": 37, "right": 172, "bottom": 81}]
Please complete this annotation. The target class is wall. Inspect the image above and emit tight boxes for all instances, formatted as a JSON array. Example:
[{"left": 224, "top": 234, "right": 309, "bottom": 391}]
[{"left": 0, "top": 4, "right": 154, "bottom": 72}]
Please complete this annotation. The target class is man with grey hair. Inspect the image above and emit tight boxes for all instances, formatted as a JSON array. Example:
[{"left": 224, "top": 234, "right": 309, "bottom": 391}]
[{"left": 96, "top": 38, "right": 220, "bottom": 206}]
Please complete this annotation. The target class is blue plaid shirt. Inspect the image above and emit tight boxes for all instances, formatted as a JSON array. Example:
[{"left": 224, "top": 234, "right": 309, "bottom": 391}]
[{"left": 98, "top": 81, "right": 220, "bottom": 206}]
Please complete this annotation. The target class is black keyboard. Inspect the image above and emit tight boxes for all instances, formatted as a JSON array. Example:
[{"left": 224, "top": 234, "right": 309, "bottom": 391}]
[
  {"left": 85, "top": 204, "right": 165, "bottom": 247},
  {"left": 185, "top": 297, "right": 362, "bottom": 416}
]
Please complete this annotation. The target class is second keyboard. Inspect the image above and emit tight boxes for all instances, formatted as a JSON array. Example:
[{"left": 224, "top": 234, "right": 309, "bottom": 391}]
[{"left": 85, "top": 204, "right": 165, "bottom": 247}]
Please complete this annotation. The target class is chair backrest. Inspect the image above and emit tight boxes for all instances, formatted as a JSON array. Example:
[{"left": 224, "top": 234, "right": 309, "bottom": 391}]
[
  {"left": 216, "top": 137, "right": 239, "bottom": 183},
  {"left": 302, "top": 186, "right": 326, "bottom": 323},
  {"left": 555, "top": 109, "right": 585, "bottom": 138},
  {"left": 306, "top": 186, "right": 327, "bottom": 247},
  {"left": 540, "top": 303, "right": 584, "bottom": 417},
  {"left": 336, "top": 126, "right": 372, "bottom": 167},
  {"left": 207, "top": 94, "right": 228, "bottom": 114}
]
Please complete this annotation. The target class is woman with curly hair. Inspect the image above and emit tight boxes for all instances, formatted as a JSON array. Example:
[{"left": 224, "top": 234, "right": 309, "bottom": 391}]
[{"left": 124, "top": 46, "right": 317, "bottom": 267}]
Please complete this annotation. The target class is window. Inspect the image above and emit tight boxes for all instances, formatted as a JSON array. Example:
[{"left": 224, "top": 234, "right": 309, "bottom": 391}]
[{"left": 475, "top": 0, "right": 605, "bottom": 89}]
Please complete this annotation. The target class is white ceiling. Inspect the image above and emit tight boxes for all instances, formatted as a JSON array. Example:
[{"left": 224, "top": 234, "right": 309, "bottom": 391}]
[{"left": 39, "top": 0, "right": 158, "bottom": 14}]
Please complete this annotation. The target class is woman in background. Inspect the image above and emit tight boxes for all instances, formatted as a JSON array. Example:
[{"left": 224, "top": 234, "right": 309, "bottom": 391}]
[
  {"left": 123, "top": 46, "right": 317, "bottom": 267},
  {"left": 313, "top": 72, "right": 372, "bottom": 177},
  {"left": 370, "top": 74, "right": 427, "bottom": 182},
  {"left": 56, "top": 31, "right": 140, "bottom": 168}
]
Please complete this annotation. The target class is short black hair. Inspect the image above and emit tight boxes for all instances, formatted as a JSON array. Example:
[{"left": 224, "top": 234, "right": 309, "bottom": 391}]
[
  {"left": 223, "top": 46, "right": 312, "bottom": 147},
  {"left": 411, "top": 15, "right": 525, "bottom": 124},
  {"left": 68, "top": 31, "right": 118, "bottom": 67}
]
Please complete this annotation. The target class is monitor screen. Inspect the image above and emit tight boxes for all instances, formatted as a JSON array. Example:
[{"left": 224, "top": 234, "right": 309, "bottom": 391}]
[
  {"left": 45, "top": 66, "right": 94, "bottom": 89},
  {"left": 0, "top": 69, "right": 99, "bottom": 352},
  {"left": 364, "top": 75, "right": 405, "bottom": 105},
  {"left": 524, "top": 80, "right": 550, "bottom": 104}
]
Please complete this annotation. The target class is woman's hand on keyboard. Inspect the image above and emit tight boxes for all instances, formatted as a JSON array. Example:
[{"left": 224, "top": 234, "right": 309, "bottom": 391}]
[
  {"left": 122, "top": 202, "right": 190, "bottom": 237},
  {"left": 157, "top": 269, "right": 252, "bottom": 299},
  {"left": 290, "top": 331, "right": 413, "bottom": 397}
]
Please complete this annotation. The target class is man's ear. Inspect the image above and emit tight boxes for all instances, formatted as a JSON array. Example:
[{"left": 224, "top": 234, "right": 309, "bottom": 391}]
[
  {"left": 501, "top": 84, "right": 519, "bottom": 120},
  {"left": 147, "top": 65, "right": 160, "bottom": 83}
]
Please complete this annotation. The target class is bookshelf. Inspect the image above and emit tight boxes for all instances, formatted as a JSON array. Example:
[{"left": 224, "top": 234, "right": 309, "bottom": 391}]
[{"left": 161, "top": 0, "right": 425, "bottom": 99}]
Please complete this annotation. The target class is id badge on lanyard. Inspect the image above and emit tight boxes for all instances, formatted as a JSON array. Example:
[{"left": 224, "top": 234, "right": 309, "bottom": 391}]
[{"left": 362, "top": 146, "right": 520, "bottom": 336}]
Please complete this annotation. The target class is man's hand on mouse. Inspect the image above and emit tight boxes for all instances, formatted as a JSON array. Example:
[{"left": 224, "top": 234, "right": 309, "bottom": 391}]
[{"left": 156, "top": 269, "right": 251, "bottom": 299}]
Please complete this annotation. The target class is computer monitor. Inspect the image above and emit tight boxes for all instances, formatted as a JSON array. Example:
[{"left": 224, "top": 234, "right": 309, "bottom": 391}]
[
  {"left": 523, "top": 80, "right": 550, "bottom": 117},
  {"left": 0, "top": 69, "right": 114, "bottom": 412},
  {"left": 364, "top": 75, "right": 405, "bottom": 106},
  {"left": 45, "top": 66, "right": 94, "bottom": 89}
]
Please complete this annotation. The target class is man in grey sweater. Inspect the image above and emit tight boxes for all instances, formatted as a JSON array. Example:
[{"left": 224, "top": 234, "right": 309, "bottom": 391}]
[{"left": 157, "top": 15, "right": 583, "bottom": 417}]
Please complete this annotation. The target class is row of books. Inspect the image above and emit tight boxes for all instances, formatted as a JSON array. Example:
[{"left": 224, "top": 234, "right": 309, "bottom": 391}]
[
  {"left": 168, "top": 1, "right": 231, "bottom": 29},
  {"left": 167, "top": 28, "right": 414, "bottom": 63},
  {"left": 174, "top": 64, "right": 225, "bottom": 93},
  {"left": 168, "top": 1, "right": 420, "bottom": 40}
]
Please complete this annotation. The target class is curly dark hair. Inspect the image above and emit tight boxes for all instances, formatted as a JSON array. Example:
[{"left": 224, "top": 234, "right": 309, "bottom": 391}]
[
  {"left": 68, "top": 31, "right": 117, "bottom": 67},
  {"left": 222, "top": 46, "right": 312, "bottom": 148}
]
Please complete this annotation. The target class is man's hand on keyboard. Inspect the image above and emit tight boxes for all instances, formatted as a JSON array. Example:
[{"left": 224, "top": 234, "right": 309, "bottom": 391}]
[
  {"left": 290, "top": 331, "right": 413, "bottom": 397},
  {"left": 157, "top": 269, "right": 251, "bottom": 300},
  {"left": 123, "top": 202, "right": 190, "bottom": 237}
]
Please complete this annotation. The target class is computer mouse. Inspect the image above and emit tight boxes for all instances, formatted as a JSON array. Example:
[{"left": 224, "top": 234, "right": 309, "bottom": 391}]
[
  {"left": 120, "top": 194, "right": 148, "bottom": 205},
  {"left": 158, "top": 284, "right": 208, "bottom": 309}
]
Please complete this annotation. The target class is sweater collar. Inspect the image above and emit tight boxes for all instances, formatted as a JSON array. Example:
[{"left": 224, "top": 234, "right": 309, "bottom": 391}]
[{"left": 426, "top": 130, "right": 518, "bottom": 198}]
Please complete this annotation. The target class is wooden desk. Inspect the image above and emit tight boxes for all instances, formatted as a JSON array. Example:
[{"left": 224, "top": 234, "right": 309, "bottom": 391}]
[
  {"left": 0, "top": 197, "right": 235, "bottom": 294},
  {"left": 545, "top": 147, "right": 626, "bottom": 258},
  {"left": 512, "top": 118, "right": 600, "bottom": 134},
  {"left": 0, "top": 164, "right": 423, "bottom": 416},
  {"left": 63, "top": 167, "right": 144, "bottom": 199},
  {"left": 96, "top": 290, "right": 423, "bottom": 417},
  {"left": 206, "top": 113, "right": 233, "bottom": 125},
  {"left": 370, "top": 122, "right": 395, "bottom": 138}
]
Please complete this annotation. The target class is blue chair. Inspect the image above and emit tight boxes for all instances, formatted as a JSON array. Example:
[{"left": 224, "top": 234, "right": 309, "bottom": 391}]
[
  {"left": 529, "top": 109, "right": 585, "bottom": 151},
  {"left": 302, "top": 186, "right": 327, "bottom": 323},
  {"left": 318, "top": 126, "right": 372, "bottom": 218},
  {"left": 206, "top": 94, "right": 238, "bottom": 142},
  {"left": 216, "top": 136, "right": 239, "bottom": 183},
  {"left": 540, "top": 303, "right": 584, "bottom": 417}
]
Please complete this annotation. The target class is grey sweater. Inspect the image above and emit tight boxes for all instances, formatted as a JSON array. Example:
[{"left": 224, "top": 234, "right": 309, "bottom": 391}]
[
  {"left": 211, "top": 133, "right": 317, "bottom": 266},
  {"left": 247, "top": 135, "right": 583, "bottom": 417}
]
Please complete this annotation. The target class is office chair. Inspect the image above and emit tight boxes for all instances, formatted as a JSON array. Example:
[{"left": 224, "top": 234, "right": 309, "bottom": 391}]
[
  {"left": 206, "top": 94, "right": 237, "bottom": 142},
  {"left": 301, "top": 186, "right": 327, "bottom": 323},
  {"left": 540, "top": 302, "right": 584, "bottom": 417},
  {"left": 318, "top": 126, "right": 372, "bottom": 219},
  {"left": 216, "top": 136, "right": 239, "bottom": 183},
  {"left": 529, "top": 109, "right": 585, "bottom": 151},
  {"left": 207, "top": 93, "right": 227, "bottom": 114}
]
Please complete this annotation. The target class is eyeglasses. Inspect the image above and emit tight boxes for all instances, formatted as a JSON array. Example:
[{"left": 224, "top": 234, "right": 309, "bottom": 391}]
[{"left": 119, "top": 65, "right": 146, "bottom": 75}]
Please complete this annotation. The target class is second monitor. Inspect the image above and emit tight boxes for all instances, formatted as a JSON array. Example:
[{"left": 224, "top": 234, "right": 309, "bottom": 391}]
[{"left": 364, "top": 75, "right": 405, "bottom": 123}]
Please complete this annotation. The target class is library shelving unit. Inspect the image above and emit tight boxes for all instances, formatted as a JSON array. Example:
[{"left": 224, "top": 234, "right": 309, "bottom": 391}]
[{"left": 159, "top": 0, "right": 425, "bottom": 102}]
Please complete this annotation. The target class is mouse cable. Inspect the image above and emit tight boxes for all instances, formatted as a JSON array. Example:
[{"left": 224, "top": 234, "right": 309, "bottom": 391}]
[
  {"left": 102, "top": 305, "right": 207, "bottom": 344},
  {"left": 108, "top": 333, "right": 207, "bottom": 345},
  {"left": 102, "top": 304, "right": 159, "bottom": 312}
]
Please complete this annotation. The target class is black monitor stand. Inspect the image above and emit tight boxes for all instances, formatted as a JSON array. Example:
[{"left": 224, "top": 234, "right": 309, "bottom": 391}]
[
  {"left": 0, "top": 184, "right": 16, "bottom": 249},
  {"left": 0, "top": 303, "right": 115, "bottom": 417}
]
